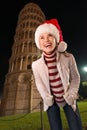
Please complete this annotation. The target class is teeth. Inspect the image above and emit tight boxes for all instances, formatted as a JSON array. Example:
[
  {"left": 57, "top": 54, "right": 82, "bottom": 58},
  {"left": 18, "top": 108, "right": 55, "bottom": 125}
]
[
  {"left": 46, "top": 44, "right": 51, "bottom": 47},
  {"left": 46, "top": 45, "right": 51, "bottom": 47}
]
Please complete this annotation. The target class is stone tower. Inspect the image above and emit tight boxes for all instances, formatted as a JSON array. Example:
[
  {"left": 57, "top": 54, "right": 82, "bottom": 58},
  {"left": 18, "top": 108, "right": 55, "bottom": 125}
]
[{"left": 0, "top": 2, "right": 46, "bottom": 116}]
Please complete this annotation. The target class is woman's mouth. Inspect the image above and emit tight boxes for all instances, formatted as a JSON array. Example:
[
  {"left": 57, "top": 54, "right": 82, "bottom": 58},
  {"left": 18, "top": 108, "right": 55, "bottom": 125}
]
[{"left": 45, "top": 43, "right": 52, "bottom": 48}]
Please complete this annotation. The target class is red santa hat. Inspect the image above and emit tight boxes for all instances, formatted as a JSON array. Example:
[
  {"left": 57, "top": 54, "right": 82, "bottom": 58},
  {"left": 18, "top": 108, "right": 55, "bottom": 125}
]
[{"left": 35, "top": 18, "right": 67, "bottom": 52}]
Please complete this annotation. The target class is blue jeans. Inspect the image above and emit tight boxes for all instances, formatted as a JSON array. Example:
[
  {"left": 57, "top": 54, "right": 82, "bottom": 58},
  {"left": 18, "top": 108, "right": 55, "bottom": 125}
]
[{"left": 47, "top": 103, "right": 82, "bottom": 130}]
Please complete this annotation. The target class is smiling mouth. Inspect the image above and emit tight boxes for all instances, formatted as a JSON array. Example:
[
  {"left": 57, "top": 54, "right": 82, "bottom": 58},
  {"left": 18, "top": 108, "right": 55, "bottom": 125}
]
[
  {"left": 45, "top": 45, "right": 52, "bottom": 49},
  {"left": 45, "top": 43, "right": 52, "bottom": 48}
]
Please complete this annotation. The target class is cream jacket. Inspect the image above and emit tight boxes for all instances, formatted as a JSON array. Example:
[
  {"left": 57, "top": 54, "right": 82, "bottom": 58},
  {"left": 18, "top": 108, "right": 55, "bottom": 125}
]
[{"left": 32, "top": 52, "right": 80, "bottom": 111}]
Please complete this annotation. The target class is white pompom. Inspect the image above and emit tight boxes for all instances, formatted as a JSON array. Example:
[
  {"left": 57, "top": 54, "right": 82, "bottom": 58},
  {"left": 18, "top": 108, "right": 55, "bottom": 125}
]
[{"left": 58, "top": 41, "right": 67, "bottom": 52}]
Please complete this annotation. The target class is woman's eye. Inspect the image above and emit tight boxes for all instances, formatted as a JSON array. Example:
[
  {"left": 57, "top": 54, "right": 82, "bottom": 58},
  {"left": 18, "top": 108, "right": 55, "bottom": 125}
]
[
  {"left": 48, "top": 34, "right": 52, "bottom": 37},
  {"left": 40, "top": 36, "right": 44, "bottom": 39}
]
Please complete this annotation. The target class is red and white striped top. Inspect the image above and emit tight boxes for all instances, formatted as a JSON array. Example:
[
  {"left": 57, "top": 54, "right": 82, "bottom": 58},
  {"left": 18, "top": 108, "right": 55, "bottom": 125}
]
[{"left": 44, "top": 51, "right": 66, "bottom": 107}]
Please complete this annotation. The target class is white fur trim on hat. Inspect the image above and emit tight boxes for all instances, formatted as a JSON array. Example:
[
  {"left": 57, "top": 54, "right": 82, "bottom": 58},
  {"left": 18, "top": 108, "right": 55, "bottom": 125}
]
[
  {"left": 35, "top": 23, "right": 60, "bottom": 49},
  {"left": 58, "top": 41, "right": 67, "bottom": 52}
]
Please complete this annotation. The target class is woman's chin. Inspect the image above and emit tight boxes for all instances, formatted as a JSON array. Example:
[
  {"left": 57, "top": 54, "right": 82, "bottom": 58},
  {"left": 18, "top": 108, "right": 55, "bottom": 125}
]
[{"left": 44, "top": 48, "right": 55, "bottom": 54}]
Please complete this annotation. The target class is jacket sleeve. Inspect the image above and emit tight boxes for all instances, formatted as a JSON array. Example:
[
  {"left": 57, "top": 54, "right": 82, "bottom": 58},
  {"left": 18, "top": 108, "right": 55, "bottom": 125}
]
[
  {"left": 68, "top": 54, "right": 80, "bottom": 99},
  {"left": 32, "top": 61, "right": 54, "bottom": 108},
  {"left": 32, "top": 61, "right": 49, "bottom": 99}
]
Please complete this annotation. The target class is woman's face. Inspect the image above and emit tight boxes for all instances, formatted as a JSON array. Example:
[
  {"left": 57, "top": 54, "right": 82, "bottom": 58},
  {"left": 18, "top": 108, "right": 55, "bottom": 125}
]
[{"left": 39, "top": 32, "right": 57, "bottom": 54}]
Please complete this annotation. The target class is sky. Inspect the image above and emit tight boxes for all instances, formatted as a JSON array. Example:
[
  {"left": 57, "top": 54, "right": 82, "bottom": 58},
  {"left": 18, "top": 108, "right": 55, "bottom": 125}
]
[{"left": 0, "top": 0, "right": 87, "bottom": 94}]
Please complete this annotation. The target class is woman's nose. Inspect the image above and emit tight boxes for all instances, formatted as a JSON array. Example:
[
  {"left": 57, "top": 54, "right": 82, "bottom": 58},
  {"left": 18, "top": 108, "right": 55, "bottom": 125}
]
[{"left": 44, "top": 36, "right": 49, "bottom": 41}]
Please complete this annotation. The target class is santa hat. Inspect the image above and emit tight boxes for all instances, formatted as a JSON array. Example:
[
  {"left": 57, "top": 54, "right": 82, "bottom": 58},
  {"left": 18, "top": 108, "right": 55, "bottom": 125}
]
[{"left": 35, "top": 19, "right": 67, "bottom": 52}]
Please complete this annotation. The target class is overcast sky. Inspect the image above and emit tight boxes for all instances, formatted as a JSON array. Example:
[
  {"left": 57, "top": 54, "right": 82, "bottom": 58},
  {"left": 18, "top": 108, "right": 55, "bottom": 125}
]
[{"left": 0, "top": 0, "right": 87, "bottom": 94}]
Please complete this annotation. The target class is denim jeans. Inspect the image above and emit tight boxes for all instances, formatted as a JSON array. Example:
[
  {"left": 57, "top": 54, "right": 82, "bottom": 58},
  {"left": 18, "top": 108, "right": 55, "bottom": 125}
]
[{"left": 47, "top": 103, "right": 82, "bottom": 130}]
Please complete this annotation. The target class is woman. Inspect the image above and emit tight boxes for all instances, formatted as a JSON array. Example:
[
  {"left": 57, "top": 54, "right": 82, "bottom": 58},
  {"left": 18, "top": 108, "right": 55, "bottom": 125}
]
[{"left": 32, "top": 18, "right": 82, "bottom": 130}]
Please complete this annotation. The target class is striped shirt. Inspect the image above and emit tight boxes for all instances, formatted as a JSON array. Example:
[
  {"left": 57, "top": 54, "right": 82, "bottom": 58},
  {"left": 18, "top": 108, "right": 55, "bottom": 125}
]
[{"left": 44, "top": 51, "right": 66, "bottom": 107}]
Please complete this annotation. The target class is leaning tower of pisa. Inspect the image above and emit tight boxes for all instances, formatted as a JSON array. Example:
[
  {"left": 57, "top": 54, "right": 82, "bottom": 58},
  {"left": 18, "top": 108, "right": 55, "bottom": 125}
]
[{"left": 0, "top": 2, "right": 46, "bottom": 116}]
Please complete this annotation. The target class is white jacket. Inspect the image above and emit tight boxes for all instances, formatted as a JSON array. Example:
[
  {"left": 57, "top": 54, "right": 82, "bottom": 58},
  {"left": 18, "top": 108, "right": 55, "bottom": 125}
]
[{"left": 32, "top": 52, "right": 80, "bottom": 111}]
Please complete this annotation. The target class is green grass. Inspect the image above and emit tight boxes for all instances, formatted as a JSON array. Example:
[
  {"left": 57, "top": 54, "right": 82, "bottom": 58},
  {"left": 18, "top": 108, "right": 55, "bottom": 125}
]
[{"left": 0, "top": 100, "right": 87, "bottom": 130}]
